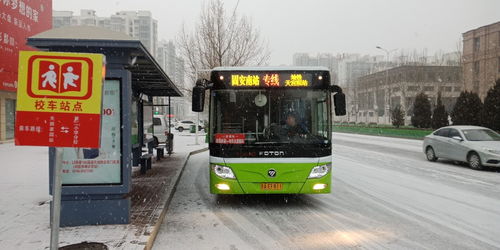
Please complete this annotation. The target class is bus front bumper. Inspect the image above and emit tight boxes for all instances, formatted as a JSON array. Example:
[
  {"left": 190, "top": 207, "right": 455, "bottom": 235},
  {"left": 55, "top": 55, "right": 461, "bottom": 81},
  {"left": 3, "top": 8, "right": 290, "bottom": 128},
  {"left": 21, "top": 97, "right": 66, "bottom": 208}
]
[{"left": 210, "top": 172, "right": 331, "bottom": 194}]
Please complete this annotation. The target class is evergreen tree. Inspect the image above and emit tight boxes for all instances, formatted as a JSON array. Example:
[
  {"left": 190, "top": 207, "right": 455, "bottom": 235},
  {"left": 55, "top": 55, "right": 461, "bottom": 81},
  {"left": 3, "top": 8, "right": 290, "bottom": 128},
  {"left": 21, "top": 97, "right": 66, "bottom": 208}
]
[
  {"left": 431, "top": 92, "right": 449, "bottom": 129},
  {"left": 451, "top": 91, "right": 483, "bottom": 125},
  {"left": 451, "top": 91, "right": 468, "bottom": 125},
  {"left": 391, "top": 105, "right": 405, "bottom": 128},
  {"left": 482, "top": 78, "right": 500, "bottom": 131},
  {"left": 411, "top": 92, "right": 432, "bottom": 128}
]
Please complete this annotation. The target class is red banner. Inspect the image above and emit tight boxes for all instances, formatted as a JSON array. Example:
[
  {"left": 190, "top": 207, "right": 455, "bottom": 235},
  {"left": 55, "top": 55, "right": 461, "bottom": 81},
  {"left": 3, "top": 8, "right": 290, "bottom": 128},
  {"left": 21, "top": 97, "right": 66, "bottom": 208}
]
[
  {"left": 0, "top": 0, "right": 52, "bottom": 92},
  {"left": 15, "top": 111, "right": 101, "bottom": 147},
  {"left": 215, "top": 133, "right": 245, "bottom": 144}
]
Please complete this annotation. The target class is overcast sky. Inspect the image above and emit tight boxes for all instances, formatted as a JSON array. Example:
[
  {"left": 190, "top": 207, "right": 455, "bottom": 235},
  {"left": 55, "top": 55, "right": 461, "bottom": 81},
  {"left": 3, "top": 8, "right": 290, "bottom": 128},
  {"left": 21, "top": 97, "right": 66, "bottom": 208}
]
[{"left": 53, "top": 0, "right": 500, "bottom": 65}]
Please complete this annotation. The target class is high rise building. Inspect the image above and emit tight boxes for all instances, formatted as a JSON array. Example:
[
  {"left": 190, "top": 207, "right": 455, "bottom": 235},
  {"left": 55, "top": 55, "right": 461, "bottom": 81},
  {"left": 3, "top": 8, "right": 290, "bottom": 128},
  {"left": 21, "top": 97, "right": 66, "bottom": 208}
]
[
  {"left": 156, "top": 40, "right": 188, "bottom": 119},
  {"left": 113, "top": 11, "right": 157, "bottom": 55},
  {"left": 336, "top": 54, "right": 385, "bottom": 87},
  {"left": 157, "top": 40, "right": 176, "bottom": 77},
  {"left": 52, "top": 10, "right": 73, "bottom": 28},
  {"left": 52, "top": 10, "right": 191, "bottom": 120},
  {"left": 292, "top": 53, "right": 312, "bottom": 66},
  {"left": 292, "top": 53, "right": 386, "bottom": 86},
  {"left": 175, "top": 57, "right": 186, "bottom": 89},
  {"left": 292, "top": 53, "right": 339, "bottom": 82},
  {"left": 52, "top": 10, "right": 158, "bottom": 56}
]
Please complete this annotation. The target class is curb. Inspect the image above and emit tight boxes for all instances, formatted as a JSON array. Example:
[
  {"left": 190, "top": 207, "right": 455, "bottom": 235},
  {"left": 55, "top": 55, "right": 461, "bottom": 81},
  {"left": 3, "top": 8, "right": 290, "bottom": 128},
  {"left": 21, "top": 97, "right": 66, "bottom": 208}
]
[
  {"left": 144, "top": 147, "right": 209, "bottom": 250},
  {"left": 0, "top": 139, "right": 14, "bottom": 144}
]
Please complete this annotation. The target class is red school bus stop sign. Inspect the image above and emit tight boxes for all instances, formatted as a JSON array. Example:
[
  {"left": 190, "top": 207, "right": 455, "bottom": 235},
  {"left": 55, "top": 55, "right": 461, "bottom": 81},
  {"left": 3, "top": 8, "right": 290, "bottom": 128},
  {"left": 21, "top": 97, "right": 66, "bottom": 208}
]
[{"left": 15, "top": 51, "right": 105, "bottom": 148}]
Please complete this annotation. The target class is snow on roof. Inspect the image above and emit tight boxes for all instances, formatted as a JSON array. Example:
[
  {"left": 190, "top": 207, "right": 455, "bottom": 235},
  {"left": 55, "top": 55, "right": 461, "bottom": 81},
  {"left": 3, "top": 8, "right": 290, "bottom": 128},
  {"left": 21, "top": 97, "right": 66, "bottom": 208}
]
[{"left": 31, "top": 25, "right": 138, "bottom": 41}]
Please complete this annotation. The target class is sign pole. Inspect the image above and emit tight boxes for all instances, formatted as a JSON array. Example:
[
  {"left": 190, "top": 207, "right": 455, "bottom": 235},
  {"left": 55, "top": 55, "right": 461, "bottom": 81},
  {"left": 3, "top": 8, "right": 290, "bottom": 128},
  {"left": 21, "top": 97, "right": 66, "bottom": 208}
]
[
  {"left": 194, "top": 112, "right": 200, "bottom": 145},
  {"left": 50, "top": 147, "right": 63, "bottom": 250}
]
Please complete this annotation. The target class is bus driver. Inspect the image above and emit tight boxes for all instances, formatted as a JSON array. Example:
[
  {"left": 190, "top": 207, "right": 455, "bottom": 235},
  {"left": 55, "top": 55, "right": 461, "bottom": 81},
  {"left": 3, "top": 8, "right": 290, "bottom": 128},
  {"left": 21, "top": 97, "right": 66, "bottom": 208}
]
[{"left": 283, "top": 112, "right": 309, "bottom": 138}]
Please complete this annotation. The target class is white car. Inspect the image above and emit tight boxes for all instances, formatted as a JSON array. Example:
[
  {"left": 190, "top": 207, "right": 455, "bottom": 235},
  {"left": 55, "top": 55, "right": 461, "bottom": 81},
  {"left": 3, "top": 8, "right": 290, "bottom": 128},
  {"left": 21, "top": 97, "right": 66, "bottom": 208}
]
[
  {"left": 423, "top": 125, "right": 500, "bottom": 170},
  {"left": 175, "top": 120, "right": 203, "bottom": 132}
]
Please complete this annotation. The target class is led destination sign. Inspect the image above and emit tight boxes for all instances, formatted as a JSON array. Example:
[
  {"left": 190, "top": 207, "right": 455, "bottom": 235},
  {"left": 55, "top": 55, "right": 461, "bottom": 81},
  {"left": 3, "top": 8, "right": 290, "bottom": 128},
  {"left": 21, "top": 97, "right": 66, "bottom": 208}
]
[{"left": 228, "top": 73, "right": 313, "bottom": 87}]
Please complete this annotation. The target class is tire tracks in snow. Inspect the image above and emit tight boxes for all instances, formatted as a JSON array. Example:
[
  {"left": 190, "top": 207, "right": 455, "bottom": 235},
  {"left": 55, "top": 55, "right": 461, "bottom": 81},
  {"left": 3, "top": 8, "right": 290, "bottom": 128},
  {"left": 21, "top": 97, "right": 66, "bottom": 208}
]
[{"left": 193, "top": 156, "right": 269, "bottom": 249}]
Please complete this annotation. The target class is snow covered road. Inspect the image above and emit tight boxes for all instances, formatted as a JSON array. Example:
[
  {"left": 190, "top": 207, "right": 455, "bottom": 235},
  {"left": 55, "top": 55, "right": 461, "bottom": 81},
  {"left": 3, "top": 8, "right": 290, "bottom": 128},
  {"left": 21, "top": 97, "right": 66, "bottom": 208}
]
[{"left": 153, "top": 133, "right": 500, "bottom": 249}]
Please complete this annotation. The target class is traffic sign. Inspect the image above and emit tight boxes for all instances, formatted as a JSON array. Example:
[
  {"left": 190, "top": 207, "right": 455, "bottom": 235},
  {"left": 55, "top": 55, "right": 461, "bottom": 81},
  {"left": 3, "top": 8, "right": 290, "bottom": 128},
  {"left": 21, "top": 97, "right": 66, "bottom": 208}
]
[{"left": 15, "top": 51, "right": 105, "bottom": 148}]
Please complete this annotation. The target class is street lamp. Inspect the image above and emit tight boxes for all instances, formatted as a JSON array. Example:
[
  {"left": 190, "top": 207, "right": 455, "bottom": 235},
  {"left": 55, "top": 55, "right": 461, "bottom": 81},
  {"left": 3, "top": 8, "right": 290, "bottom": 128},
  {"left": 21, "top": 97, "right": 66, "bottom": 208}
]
[
  {"left": 376, "top": 46, "right": 397, "bottom": 124},
  {"left": 376, "top": 46, "right": 398, "bottom": 70}
]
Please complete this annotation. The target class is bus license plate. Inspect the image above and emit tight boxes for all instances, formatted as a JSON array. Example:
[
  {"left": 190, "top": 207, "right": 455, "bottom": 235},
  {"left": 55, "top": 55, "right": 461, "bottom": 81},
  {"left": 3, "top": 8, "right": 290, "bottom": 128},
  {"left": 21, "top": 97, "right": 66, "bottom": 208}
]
[{"left": 261, "top": 183, "right": 283, "bottom": 191}]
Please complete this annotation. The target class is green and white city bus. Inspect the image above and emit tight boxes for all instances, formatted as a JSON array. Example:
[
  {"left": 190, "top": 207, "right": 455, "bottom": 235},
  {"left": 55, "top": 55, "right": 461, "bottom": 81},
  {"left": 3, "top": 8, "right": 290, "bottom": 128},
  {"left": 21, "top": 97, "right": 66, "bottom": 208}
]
[{"left": 192, "top": 67, "right": 346, "bottom": 194}]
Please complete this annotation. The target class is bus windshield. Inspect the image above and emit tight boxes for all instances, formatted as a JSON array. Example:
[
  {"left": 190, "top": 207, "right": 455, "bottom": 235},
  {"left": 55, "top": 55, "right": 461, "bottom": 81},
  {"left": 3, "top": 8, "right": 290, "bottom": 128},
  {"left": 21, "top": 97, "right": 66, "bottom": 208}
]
[{"left": 210, "top": 89, "right": 331, "bottom": 144}]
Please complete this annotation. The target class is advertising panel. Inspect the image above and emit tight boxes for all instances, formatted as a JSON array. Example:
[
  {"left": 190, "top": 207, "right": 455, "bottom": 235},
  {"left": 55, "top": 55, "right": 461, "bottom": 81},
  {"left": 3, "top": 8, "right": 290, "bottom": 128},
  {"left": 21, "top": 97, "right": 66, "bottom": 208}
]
[{"left": 61, "top": 80, "right": 121, "bottom": 185}]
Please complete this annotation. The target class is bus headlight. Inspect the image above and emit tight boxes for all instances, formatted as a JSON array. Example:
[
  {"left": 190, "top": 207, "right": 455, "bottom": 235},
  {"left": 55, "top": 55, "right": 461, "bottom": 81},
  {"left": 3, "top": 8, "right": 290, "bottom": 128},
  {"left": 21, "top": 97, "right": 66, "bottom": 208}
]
[
  {"left": 313, "top": 183, "right": 327, "bottom": 190},
  {"left": 215, "top": 183, "right": 230, "bottom": 190},
  {"left": 308, "top": 164, "right": 330, "bottom": 179},
  {"left": 212, "top": 165, "right": 236, "bottom": 179}
]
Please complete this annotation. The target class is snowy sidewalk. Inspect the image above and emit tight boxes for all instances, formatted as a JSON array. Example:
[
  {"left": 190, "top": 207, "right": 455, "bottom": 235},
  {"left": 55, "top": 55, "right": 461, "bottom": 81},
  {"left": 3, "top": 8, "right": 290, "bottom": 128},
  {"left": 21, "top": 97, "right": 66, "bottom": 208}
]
[{"left": 0, "top": 131, "right": 207, "bottom": 249}]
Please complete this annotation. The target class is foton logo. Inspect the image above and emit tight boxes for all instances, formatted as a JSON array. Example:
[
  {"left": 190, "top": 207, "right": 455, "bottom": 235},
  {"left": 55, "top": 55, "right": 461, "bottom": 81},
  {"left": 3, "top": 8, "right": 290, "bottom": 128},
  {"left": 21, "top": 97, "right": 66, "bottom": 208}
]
[
  {"left": 259, "top": 151, "right": 285, "bottom": 157},
  {"left": 267, "top": 169, "right": 277, "bottom": 177},
  {"left": 27, "top": 55, "right": 94, "bottom": 100}
]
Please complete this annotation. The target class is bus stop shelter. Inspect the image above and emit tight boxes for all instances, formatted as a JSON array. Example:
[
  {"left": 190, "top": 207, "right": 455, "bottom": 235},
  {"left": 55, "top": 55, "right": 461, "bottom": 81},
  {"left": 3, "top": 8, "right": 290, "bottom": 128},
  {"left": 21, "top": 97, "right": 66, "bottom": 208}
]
[{"left": 26, "top": 26, "right": 182, "bottom": 226}]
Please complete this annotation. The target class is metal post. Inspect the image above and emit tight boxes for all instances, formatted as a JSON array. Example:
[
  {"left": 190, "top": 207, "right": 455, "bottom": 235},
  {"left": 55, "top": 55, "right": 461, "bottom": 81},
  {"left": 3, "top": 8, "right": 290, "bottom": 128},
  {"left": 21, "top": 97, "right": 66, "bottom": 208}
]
[
  {"left": 168, "top": 97, "right": 171, "bottom": 134},
  {"left": 50, "top": 147, "right": 63, "bottom": 250},
  {"left": 151, "top": 99, "right": 154, "bottom": 136},
  {"left": 385, "top": 62, "right": 390, "bottom": 124},
  {"left": 195, "top": 112, "right": 199, "bottom": 145},
  {"left": 195, "top": 69, "right": 199, "bottom": 145},
  {"left": 168, "top": 97, "right": 172, "bottom": 155}
]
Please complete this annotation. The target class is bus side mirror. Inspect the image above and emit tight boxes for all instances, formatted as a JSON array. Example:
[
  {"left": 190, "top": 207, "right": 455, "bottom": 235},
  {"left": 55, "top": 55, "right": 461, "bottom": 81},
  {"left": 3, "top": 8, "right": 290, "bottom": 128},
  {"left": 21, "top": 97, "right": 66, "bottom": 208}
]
[
  {"left": 192, "top": 84, "right": 205, "bottom": 112},
  {"left": 333, "top": 92, "right": 346, "bottom": 116}
]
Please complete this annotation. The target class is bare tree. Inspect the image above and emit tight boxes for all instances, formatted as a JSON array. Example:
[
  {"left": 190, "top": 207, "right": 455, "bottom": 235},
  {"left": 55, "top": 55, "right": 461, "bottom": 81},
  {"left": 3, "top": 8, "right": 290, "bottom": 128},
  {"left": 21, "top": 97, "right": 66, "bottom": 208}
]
[
  {"left": 177, "top": 0, "right": 270, "bottom": 86},
  {"left": 396, "top": 48, "right": 429, "bottom": 66},
  {"left": 455, "top": 37, "right": 463, "bottom": 66},
  {"left": 432, "top": 50, "right": 446, "bottom": 66},
  {"left": 455, "top": 37, "right": 465, "bottom": 90}
]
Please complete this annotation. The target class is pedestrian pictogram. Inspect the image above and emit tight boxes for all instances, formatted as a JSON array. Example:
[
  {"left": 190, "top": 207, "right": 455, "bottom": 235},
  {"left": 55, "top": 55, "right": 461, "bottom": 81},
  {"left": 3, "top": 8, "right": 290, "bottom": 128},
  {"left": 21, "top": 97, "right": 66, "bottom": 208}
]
[
  {"left": 15, "top": 51, "right": 105, "bottom": 148},
  {"left": 63, "top": 66, "right": 80, "bottom": 89},
  {"left": 32, "top": 58, "right": 89, "bottom": 98},
  {"left": 41, "top": 64, "right": 57, "bottom": 89},
  {"left": 39, "top": 61, "right": 82, "bottom": 93}
]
